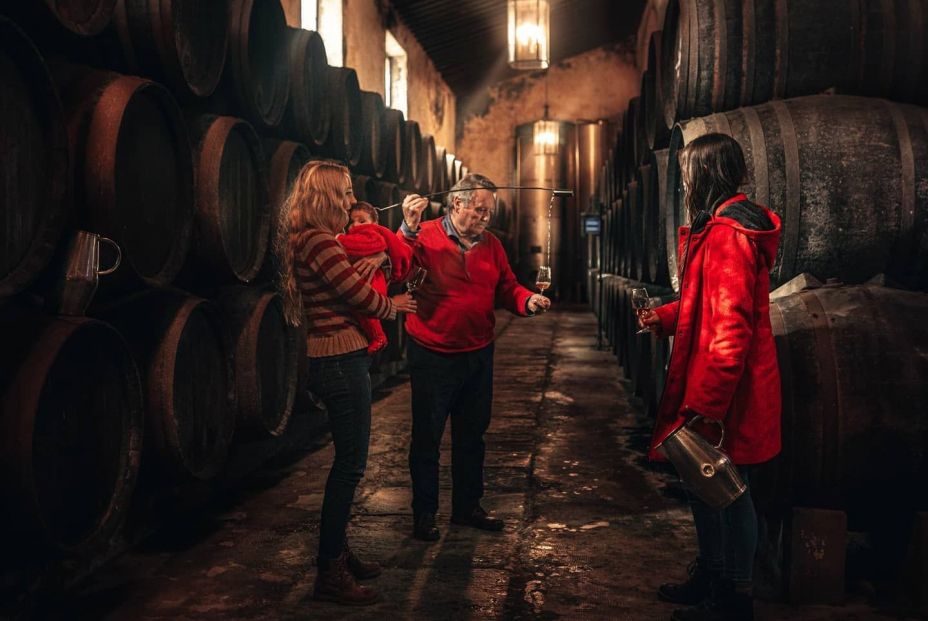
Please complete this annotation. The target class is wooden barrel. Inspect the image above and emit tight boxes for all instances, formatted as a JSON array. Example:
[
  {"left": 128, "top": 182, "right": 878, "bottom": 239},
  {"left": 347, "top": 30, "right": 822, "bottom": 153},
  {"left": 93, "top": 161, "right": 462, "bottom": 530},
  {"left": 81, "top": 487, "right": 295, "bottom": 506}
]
[
  {"left": 660, "top": 0, "right": 928, "bottom": 127},
  {"left": 187, "top": 114, "right": 270, "bottom": 285},
  {"left": 113, "top": 0, "right": 228, "bottom": 98},
  {"left": 45, "top": 0, "right": 117, "bottom": 35},
  {"left": 625, "top": 181, "right": 640, "bottom": 281},
  {"left": 762, "top": 283, "right": 928, "bottom": 515},
  {"left": 403, "top": 120, "right": 422, "bottom": 192},
  {"left": 370, "top": 180, "right": 401, "bottom": 214},
  {"left": 622, "top": 99, "right": 640, "bottom": 185},
  {"left": 666, "top": 95, "right": 928, "bottom": 292},
  {"left": 382, "top": 108, "right": 406, "bottom": 185},
  {"left": 323, "top": 66, "right": 362, "bottom": 168},
  {"left": 358, "top": 90, "right": 386, "bottom": 178},
  {"left": 418, "top": 134, "right": 437, "bottom": 195},
  {"left": 0, "top": 19, "right": 70, "bottom": 298},
  {"left": 100, "top": 290, "right": 234, "bottom": 480},
  {"left": 53, "top": 65, "right": 195, "bottom": 289},
  {"left": 351, "top": 174, "right": 376, "bottom": 204},
  {"left": 443, "top": 153, "right": 455, "bottom": 194},
  {"left": 282, "top": 27, "right": 329, "bottom": 148},
  {"left": 635, "top": 74, "right": 651, "bottom": 166},
  {"left": 634, "top": 166, "right": 652, "bottom": 282},
  {"left": 260, "top": 139, "right": 311, "bottom": 282},
  {"left": 215, "top": 287, "right": 298, "bottom": 437},
  {"left": 0, "top": 311, "right": 142, "bottom": 554},
  {"left": 645, "top": 30, "right": 670, "bottom": 151},
  {"left": 222, "top": 0, "right": 289, "bottom": 129},
  {"left": 434, "top": 146, "right": 448, "bottom": 193},
  {"left": 647, "top": 149, "right": 671, "bottom": 287},
  {"left": 453, "top": 158, "right": 463, "bottom": 186}
]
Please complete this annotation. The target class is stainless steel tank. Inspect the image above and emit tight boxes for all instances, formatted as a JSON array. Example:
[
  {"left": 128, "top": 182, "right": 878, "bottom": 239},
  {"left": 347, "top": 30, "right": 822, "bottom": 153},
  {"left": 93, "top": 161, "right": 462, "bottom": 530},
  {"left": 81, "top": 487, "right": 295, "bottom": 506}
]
[{"left": 576, "top": 121, "right": 612, "bottom": 301}]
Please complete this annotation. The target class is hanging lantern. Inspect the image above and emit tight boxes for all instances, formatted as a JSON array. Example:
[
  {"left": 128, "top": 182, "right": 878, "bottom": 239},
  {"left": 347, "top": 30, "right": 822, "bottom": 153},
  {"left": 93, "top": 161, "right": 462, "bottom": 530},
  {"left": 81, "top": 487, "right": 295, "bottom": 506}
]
[
  {"left": 533, "top": 119, "right": 559, "bottom": 155},
  {"left": 508, "top": 0, "right": 550, "bottom": 70}
]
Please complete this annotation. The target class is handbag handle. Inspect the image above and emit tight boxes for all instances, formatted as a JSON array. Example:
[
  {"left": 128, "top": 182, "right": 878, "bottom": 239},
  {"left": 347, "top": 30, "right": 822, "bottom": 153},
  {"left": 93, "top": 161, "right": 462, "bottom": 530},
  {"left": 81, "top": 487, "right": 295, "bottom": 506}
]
[{"left": 686, "top": 415, "right": 725, "bottom": 450}]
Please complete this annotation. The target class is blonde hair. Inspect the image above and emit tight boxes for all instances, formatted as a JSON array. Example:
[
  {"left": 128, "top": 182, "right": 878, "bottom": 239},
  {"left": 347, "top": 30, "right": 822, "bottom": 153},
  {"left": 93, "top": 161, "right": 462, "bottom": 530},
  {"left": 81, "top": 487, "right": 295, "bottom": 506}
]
[{"left": 277, "top": 160, "right": 351, "bottom": 326}]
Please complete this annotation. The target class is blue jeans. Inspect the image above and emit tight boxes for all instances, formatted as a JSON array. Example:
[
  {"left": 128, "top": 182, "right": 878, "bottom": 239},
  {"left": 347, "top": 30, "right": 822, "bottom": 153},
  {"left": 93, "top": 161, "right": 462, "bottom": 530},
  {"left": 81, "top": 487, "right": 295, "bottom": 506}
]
[
  {"left": 688, "top": 466, "right": 757, "bottom": 585},
  {"left": 407, "top": 339, "right": 494, "bottom": 516},
  {"left": 306, "top": 349, "right": 372, "bottom": 560}
]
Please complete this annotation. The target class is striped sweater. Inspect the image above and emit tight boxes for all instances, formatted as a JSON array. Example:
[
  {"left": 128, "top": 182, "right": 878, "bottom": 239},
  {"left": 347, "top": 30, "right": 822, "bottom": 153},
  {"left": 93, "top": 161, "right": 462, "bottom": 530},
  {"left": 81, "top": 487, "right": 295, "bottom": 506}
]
[{"left": 295, "top": 229, "right": 396, "bottom": 358}]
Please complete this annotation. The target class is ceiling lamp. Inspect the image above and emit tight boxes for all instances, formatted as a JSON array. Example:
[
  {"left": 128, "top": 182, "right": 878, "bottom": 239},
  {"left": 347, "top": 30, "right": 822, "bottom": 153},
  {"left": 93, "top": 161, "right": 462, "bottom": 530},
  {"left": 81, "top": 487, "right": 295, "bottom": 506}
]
[
  {"left": 508, "top": 0, "right": 550, "bottom": 70},
  {"left": 533, "top": 70, "right": 558, "bottom": 155},
  {"left": 533, "top": 118, "right": 559, "bottom": 155}
]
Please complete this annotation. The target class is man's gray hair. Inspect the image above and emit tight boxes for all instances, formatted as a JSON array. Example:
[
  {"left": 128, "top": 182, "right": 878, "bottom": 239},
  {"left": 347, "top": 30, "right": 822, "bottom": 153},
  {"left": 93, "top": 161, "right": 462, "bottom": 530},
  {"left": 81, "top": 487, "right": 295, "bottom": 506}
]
[{"left": 446, "top": 173, "right": 497, "bottom": 208}]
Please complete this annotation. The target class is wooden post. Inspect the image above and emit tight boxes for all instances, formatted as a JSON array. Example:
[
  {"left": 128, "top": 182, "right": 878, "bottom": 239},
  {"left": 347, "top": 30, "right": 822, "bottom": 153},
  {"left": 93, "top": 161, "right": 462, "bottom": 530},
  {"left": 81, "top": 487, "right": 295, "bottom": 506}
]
[
  {"left": 786, "top": 507, "right": 847, "bottom": 604},
  {"left": 904, "top": 512, "right": 928, "bottom": 612}
]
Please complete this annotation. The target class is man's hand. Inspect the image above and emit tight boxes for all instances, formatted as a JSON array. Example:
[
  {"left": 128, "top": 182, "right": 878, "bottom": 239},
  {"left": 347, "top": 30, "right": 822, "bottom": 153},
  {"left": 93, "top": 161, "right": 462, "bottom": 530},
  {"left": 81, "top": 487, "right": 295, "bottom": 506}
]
[
  {"left": 354, "top": 252, "right": 387, "bottom": 280},
  {"left": 391, "top": 292, "right": 418, "bottom": 314},
  {"left": 402, "top": 194, "right": 429, "bottom": 231},
  {"left": 527, "top": 294, "right": 551, "bottom": 314}
]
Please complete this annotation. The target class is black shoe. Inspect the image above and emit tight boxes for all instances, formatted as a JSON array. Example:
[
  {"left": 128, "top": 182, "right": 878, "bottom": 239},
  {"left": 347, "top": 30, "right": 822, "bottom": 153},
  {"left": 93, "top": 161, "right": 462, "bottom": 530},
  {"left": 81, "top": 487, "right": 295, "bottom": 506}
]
[
  {"left": 658, "top": 558, "right": 715, "bottom": 605},
  {"left": 670, "top": 580, "right": 753, "bottom": 621},
  {"left": 413, "top": 512, "right": 440, "bottom": 541},
  {"left": 450, "top": 505, "right": 504, "bottom": 531}
]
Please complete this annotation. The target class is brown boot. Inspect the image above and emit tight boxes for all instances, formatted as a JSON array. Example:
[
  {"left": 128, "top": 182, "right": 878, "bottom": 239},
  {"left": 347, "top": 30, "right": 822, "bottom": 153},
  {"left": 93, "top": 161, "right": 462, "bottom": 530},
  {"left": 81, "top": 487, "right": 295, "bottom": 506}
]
[
  {"left": 313, "top": 552, "right": 380, "bottom": 606},
  {"left": 345, "top": 543, "right": 382, "bottom": 580}
]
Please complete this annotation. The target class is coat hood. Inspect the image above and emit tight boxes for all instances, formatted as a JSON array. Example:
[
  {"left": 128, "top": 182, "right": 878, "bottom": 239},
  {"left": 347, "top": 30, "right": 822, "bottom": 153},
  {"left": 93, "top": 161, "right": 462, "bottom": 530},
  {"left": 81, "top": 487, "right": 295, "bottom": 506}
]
[{"left": 711, "top": 194, "right": 781, "bottom": 269}]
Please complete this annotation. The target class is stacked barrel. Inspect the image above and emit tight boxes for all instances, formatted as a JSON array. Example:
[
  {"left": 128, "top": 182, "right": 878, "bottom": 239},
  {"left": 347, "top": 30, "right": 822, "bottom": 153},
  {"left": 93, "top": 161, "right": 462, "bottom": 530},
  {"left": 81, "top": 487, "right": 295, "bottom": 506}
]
[
  {"left": 0, "top": 1, "right": 467, "bottom": 568},
  {"left": 594, "top": 0, "right": 928, "bottom": 597}
]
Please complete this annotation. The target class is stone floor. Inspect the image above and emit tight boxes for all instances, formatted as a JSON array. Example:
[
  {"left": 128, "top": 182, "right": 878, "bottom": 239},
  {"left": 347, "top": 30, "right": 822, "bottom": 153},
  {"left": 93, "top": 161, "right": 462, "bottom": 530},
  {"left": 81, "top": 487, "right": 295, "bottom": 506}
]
[{"left": 38, "top": 308, "right": 923, "bottom": 620}]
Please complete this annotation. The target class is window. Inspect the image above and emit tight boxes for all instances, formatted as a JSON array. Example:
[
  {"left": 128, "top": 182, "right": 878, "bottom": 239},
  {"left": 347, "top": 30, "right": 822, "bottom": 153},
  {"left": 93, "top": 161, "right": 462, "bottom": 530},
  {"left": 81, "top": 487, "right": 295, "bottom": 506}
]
[
  {"left": 385, "top": 31, "right": 407, "bottom": 115},
  {"left": 301, "top": 0, "right": 343, "bottom": 66}
]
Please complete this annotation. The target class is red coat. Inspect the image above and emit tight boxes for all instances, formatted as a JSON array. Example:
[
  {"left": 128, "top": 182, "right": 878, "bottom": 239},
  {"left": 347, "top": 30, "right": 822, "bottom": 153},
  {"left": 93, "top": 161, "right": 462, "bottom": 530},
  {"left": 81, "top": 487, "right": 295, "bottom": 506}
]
[{"left": 650, "top": 195, "right": 782, "bottom": 465}]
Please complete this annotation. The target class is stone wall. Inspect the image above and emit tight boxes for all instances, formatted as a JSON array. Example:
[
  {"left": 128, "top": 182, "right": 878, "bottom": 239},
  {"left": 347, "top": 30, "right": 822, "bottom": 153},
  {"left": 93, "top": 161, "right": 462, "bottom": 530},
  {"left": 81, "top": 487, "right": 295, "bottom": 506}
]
[{"left": 456, "top": 43, "right": 640, "bottom": 209}]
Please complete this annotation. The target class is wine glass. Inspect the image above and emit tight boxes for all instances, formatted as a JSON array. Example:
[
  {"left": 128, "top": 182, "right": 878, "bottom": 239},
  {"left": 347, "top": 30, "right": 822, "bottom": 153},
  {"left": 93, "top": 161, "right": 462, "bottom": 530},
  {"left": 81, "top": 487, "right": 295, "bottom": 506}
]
[
  {"left": 535, "top": 266, "right": 552, "bottom": 294},
  {"left": 631, "top": 287, "right": 654, "bottom": 334},
  {"left": 406, "top": 267, "right": 428, "bottom": 294}
]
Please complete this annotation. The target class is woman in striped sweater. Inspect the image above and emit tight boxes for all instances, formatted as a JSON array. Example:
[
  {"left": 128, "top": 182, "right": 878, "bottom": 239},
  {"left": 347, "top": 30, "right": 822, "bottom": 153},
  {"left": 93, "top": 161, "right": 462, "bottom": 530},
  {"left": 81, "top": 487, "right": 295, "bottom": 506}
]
[{"left": 280, "top": 160, "right": 417, "bottom": 606}]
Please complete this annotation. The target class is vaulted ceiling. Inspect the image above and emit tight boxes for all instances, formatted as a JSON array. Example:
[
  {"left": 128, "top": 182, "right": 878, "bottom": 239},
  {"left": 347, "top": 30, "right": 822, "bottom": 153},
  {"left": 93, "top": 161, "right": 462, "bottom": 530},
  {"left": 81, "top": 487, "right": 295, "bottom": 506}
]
[{"left": 390, "top": 0, "right": 646, "bottom": 98}]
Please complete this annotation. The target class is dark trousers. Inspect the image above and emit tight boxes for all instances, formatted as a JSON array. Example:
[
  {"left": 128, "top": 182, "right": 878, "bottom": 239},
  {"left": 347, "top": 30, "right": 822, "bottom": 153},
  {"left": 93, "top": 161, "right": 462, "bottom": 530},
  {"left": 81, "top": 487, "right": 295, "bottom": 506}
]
[
  {"left": 407, "top": 339, "right": 494, "bottom": 516},
  {"left": 687, "top": 466, "right": 757, "bottom": 585},
  {"left": 306, "top": 349, "right": 372, "bottom": 560}
]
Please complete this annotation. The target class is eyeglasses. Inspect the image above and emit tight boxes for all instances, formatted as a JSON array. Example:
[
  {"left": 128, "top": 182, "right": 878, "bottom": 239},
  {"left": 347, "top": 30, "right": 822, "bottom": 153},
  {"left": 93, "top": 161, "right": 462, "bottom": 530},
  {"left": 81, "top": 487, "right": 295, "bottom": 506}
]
[{"left": 457, "top": 195, "right": 498, "bottom": 218}]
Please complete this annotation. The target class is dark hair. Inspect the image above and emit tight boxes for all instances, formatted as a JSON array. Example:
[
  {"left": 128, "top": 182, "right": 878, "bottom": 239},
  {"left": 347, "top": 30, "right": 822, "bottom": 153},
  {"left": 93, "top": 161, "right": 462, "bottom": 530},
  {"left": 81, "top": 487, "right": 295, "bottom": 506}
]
[
  {"left": 679, "top": 133, "right": 747, "bottom": 221},
  {"left": 350, "top": 201, "right": 378, "bottom": 224}
]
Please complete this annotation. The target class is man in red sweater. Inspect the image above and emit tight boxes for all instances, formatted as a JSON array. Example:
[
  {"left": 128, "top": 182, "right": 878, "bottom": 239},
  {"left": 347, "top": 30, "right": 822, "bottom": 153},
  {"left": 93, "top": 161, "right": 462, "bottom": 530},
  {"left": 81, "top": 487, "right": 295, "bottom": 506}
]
[{"left": 398, "top": 173, "right": 551, "bottom": 541}]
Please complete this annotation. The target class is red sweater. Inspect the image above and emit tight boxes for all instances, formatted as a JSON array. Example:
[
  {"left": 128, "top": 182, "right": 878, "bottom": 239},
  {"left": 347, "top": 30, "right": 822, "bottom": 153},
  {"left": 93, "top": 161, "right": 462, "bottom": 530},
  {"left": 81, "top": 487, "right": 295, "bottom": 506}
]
[{"left": 398, "top": 218, "right": 533, "bottom": 352}]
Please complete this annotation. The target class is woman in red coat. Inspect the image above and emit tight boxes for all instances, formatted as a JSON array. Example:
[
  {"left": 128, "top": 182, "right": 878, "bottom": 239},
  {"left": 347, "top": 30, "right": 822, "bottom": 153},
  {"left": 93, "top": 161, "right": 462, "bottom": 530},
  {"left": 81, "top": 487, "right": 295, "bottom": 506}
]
[{"left": 639, "top": 133, "right": 781, "bottom": 621}]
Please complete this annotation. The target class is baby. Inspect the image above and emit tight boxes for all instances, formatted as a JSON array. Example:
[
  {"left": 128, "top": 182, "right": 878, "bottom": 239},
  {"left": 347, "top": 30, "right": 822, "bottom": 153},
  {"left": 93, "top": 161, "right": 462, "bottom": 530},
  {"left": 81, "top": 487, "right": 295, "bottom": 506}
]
[{"left": 337, "top": 202, "right": 412, "bottom": 354}]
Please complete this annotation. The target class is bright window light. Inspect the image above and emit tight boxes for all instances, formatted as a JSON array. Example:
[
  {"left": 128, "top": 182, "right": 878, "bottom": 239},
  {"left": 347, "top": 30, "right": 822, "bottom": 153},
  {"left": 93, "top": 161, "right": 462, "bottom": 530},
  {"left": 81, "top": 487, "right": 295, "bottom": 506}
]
[
  {"left": 302, "top": 0, "right": 342, "bottom": 67},
  {"left": 385, "top": 31, "right": 407, "bottom": 116}
]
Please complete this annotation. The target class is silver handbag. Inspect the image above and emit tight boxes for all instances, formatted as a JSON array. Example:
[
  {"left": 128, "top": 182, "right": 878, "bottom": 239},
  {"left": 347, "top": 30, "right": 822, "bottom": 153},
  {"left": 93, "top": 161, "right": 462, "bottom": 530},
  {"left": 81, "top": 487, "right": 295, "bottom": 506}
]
[{"left": 658, "top": 416, "right": 747, "bottom": 510}]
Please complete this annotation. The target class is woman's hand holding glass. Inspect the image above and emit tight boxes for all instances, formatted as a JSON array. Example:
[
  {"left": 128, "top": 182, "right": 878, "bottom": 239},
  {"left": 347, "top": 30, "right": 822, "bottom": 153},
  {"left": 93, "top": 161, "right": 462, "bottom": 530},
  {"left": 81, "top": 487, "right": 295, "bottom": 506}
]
[
  {"left": 391, "top": 292, "right": 417, "bottom": 314},
  {"left": 631, "top": 287, "right": 663, "bottom": 334}
]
